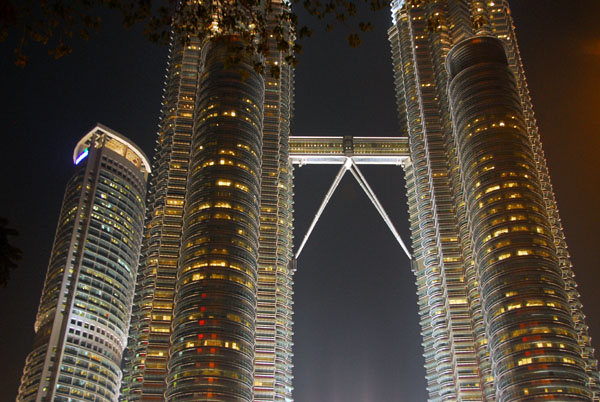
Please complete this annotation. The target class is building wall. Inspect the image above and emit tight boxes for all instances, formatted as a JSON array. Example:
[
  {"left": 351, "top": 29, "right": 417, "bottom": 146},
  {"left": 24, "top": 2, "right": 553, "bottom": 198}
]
[
  {"left": 389, "top": 2, "right": 484, "bottom": 399},
  {"left": 254, "top": 3, "right": 295, "bottom": 402},
  {"left": 447, "top": 35, "right": 591, "bottom": 401},
  {"left": 389, "top": 0, "right": 599, "bottom": 400},
  {"left": 121, "top": 3, "right": 295, "bottom": 401},
  {"left": 120, "top": 33, "right": 202, "bottom": 402},
  {"left": 165, "top": 38, "right": 264, "bottom": 402},
  {"left": 17, "top": 126, "right": 148, "bottom": 402}
]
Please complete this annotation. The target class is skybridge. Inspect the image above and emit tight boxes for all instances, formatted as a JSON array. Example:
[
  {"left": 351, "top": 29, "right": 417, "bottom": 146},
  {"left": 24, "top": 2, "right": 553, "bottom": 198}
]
[
  {"left": 289, "top": 136, "right": 412, "bottom": 260},
  {"left": 289, "top": 136, "right": 410, "bottom": 166}
]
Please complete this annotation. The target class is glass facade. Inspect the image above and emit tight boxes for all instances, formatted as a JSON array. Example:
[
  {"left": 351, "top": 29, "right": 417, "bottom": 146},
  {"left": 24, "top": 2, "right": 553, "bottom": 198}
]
[
  {"left": 120, "top": 32, "right": 202, "bottom": 402},
  {"left": 389, "top": 0, "right": 599, "bottom": 400},
  {"left": 17, "top": 124, "right": 149, "bottom": 402},
  {"left": 165, "top": 38, "right": 264, "bottom": 402},
  {"left": 448, "top": 36, "right": 592, "bottom": 401},
  {"left": 121, "top": 2, "right": 296, "bottom": 402},
  {"left": 254, "top": 3, "right": 296, "bottom": 401},
  {"left": 117, "top": 0, "right": 600, "bottom": 401}
]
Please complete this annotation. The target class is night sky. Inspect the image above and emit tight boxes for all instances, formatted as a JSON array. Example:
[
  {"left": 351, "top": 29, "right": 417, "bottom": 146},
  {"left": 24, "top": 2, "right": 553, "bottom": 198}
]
[{"left": 1, "top": 1, "right": 599, "bottom": 401}]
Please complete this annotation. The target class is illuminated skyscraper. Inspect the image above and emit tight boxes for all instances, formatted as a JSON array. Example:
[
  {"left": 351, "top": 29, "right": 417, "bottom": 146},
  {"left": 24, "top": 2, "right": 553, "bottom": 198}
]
[
  {"left": 120, "top": 2, "right": 295, "bottom": 401},
  {"left": 119, "top": 32, "right": 203, "bottom": 402},
  {"left": 389, "top": 0, "right": 599, "bottom": 400},
  {"left": 120, "top": 0, "right": 599, "bottom": 401},
  {"left": 253, "top": 5, "right": 295, "bottom": 401},
  {"left": 17, "top": 124, "right": 149, "bottom": 402}
]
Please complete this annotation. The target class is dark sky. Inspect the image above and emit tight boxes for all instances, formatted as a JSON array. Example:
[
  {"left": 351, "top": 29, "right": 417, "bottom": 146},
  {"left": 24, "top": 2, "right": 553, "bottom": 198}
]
[{"left": 1, "top": 1, "right": 599, "bottom": 401}]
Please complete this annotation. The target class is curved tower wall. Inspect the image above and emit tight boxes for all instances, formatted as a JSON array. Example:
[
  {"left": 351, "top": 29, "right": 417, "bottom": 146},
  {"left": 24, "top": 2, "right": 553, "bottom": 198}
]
[
  {"left": 254, "top": 2, "right": 296, "bottom": 401},
  {"left": 165, "top": 39, "right": 264, "bottom": 402},
  {"left": 120, "top": 34, "right": 202, "bottom": 402},
  {"left": 17, "top": 125, "right": 148, "bottom": 402},
  {"left": 121, "top": 3, "right": 295, "bottom": 401},
  {"left": 389, "top": 2, "right": 487, "bottom": 398},
  {"left": 446, "top": 36, "right": 592, "bottom": 401},
  {"left": 389, "top": 1, "right": 600, "bottom": 400}
]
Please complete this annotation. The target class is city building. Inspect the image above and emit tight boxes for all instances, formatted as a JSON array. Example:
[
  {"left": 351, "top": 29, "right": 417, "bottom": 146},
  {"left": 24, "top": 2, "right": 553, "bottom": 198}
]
[
  {"left": 119, "top": 0, "right": 599, "bottom": 401},
  {"left": 120, "top": 2, "right": 295, "bottom": 401},
  {"left": 17, "top": 124, "right": 149, "bottom": 402},
  {"left": 389, "top": 0, "right": 599, "bottom": 400},
  {"left": 119, "top": 31, "right": 202, "bottom": 402}
]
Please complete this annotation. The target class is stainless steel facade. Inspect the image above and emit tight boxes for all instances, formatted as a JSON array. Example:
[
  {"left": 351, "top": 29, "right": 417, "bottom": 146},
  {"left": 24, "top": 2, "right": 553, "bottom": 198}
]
[
  {"left": 254, "top": 3, "right": 295, "bottom": 401},
  {"left": 17, "top": 124, "right": 149, "bottom": 402},
  {"left": 166, "top": 39, "right": 264, "bottom": 401},
  {"left": 448, "top": 35, "right": 592, "bottom": 401},
  {"left": 389, "top": 0, "right": 599, "bottom": 400},
  {"left": 118, "top": 0, "right": 600, "bottom": 401},
  {"left": 120, "top": 33, "right": 202, "bottom": 402},
  {"left": 120, "top": 2, "right": 295, "bottom": 401}
]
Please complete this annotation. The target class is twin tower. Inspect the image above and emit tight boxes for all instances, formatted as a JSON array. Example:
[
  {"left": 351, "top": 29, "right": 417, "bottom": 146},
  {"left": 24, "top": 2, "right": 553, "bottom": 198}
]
[{"left": 18, "top": 1, "right": 600, "bottom": 401}]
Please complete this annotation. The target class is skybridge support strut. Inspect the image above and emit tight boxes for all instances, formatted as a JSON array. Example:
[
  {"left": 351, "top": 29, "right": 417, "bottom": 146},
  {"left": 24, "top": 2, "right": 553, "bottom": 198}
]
[
  {"left": 349, "top": 160, "right": 412, "bottom": 259},
  {"left": 295, "top": 160, "right": 350, "bottom": 259},
  {"left": 294, "top": 157, "right": 412, "bottom": 261}
]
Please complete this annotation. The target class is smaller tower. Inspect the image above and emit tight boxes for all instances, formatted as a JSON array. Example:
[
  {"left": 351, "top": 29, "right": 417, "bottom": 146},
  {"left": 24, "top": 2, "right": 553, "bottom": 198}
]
[{"left": 17, "top": 124, "right": 150, "bottom": 402}]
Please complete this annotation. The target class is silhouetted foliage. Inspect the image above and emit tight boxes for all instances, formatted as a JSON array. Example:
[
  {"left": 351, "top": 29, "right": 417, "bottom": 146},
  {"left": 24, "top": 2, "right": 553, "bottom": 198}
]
[
  {"left": 1, "top": 0, "right": 388, "bottom": 73},
  {"left": 0, "top": 217, "right": 22, "bottom": 287}
]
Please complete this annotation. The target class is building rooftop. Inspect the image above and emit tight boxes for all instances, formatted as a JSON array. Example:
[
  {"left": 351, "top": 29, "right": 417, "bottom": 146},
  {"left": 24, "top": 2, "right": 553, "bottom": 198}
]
[{"left": 73, "top": 123, "right": 151, "bottom": 177}]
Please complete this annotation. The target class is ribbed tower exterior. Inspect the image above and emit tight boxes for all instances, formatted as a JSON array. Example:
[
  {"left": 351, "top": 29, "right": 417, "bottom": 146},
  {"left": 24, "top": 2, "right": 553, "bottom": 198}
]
[
  {"left": 164, "top": 38, "right": 264, "bottom": 401},
  {"left": 253, "top": 3, "right": 295, "bottom": 402},
  {"left": 120, "top": 33, "right": 202, "bottom": 402},
  {"left": 120, "top": 2, "right": 295, "bottom": 401},
  {"left": 389, "top": 0, "right": 599, "bottom": 400},
  {"left": 448, "top": 35, "right": 592, "bottom": 401},
  {"left": 17, "top": 124, "right": 149, "bottom": 402}
]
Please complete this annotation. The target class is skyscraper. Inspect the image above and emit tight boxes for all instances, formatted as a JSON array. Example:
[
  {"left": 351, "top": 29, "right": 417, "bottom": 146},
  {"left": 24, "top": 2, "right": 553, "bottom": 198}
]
[
  {"left": 120, "top": 2, "right": 295, "bottom": 401},
  {"left": 389, "top": 0, "right": 599, "bottom": 400},
  {"left": 119, "top": 32, "right": 203, "bottom": 402},
  {"left": 17, "top": 124, "right": 149, "bottom": 402},
  {"left": 120, "top": 0, "right": 599, "bottom": 401}
]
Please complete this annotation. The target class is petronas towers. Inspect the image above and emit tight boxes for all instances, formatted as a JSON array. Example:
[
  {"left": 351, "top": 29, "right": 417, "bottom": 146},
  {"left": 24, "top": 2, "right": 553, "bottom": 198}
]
[
  {"left": 122, "top": 0, "right": 600, "bottom": 400},
  {"left": 390, "top": 0, "right": 599, "bottom": 400},
  {"left": 120, "top": 3, "right": 294, "bottom": 401},
  {"left": 18, "top": 0, "right": 599, "bottom": 401}
]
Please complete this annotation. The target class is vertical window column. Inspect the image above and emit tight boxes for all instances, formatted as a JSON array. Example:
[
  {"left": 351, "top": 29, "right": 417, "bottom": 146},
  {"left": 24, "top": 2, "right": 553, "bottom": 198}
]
[{"left": 167, "top": 39, "right": 264, "bottom": 402}]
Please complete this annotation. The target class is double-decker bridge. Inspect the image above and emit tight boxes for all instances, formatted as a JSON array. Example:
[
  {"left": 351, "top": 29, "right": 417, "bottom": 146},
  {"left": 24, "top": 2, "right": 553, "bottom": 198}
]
[{"left": 288, "top": 136, "right": 412, "bottom": 260}]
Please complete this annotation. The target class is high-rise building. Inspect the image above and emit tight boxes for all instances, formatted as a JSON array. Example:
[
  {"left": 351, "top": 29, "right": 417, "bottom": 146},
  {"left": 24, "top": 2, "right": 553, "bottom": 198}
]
[
  {"left": 388, "top": 0, "right": 599, "bottom": 400},
  {"left": 17, "top": 124, "right": 149, "bottom": 402},
  {"left": 120, "top": 2, "right": 295, "bottom": 402},
  {"left": 119, "top": 0, "right": 599, "bottom": 401},
  {"left": 253, "top": 5, "right": 295, "bottom": 401},
  {"left": 119, "top": 32, "right": 202, "bottom": 402}
]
